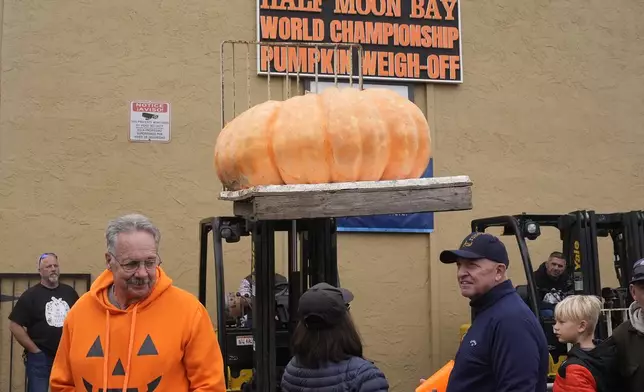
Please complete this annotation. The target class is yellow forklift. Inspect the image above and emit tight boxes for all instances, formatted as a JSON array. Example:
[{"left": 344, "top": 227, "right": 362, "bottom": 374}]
[
  {"left": 197, "top": 193, "right": 472, "bottom": 392},
  {"left": 199, "top": 39, "right": 474, "bottom": 392},
  {"left": 464, "top": 210, "right": 644, "bottom": 383}
]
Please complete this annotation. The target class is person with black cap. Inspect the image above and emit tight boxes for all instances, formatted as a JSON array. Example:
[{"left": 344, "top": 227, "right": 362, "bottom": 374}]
[
  {"left": 437, "top": 232, "right": 549, "bottom": 392},
  {"left": 280, "top": 283, "right": 389, "bottom": 392},
  {"left": 606, "top": 258, "right": 644, "bottom": 392}
]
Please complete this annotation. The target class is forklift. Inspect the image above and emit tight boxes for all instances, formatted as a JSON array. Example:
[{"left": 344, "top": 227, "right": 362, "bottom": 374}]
[
  {"left": 197, "top": 217, "right": 340, "bottom": 391},
  {"left": 202, "top": 38, "right": 474, "bottom": 392},
  {"left": 196, "top": 175, "right": 472, "bottom": 392},
  {"left": 469, "top": 210, "right": 644, "bottom": 379}
]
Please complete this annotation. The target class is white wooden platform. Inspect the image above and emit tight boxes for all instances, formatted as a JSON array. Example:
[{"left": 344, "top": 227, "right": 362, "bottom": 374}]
[{"left": 219, "top": 175, "right": 473, "bottom": 221}]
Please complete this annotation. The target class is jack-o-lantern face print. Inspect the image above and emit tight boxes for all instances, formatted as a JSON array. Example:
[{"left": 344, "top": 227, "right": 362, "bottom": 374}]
[{"left": 82, "top": 334, "right": 162, "bottom": 392}]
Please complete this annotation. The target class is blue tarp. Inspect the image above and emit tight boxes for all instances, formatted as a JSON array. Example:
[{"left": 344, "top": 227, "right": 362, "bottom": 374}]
[{"left": 336, "top": 159, "right": 434, "bottom": 233}]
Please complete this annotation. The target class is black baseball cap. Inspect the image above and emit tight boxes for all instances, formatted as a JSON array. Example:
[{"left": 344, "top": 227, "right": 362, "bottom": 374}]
[
  {"left": 440, "top": 232, "right": 510, "bottom": 266},
  {"left": 631, "top": 258, "right": 644, "bottom": 284},
  {"left": 298, "top": 283, "right": 354, "bottom": 328}
]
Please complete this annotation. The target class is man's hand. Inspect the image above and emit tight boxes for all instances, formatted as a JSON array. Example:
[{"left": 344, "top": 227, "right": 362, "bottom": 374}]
[{"left": 8, "top": 321, "right": 40, "bottom": 354}]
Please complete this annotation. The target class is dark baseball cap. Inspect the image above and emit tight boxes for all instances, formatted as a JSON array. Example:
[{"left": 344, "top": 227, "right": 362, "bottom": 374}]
[
  {"left": 298, "top": 283, "right": 354, "bottom": 328},
  {"left": 631, "top": 258, "right": 644, "bottom": 284},
  {"left": 440, "top": 232, "right": 510, "bottom": 266}
]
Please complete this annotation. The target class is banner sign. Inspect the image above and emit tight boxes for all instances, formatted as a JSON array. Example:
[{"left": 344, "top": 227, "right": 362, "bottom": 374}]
[
  {"left": 304, "top": 80, "right": 434, "bottom": 233},
  {"left": 257, "top": 0, "right": 462, "bottom": 84}
]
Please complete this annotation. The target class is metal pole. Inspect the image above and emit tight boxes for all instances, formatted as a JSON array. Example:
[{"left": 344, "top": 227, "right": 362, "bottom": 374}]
[
  {"left": 253, "top": 221, "right": 276, "bottom": 392},
  {"left": 198, "top": 219, "right": 212, "bottom": 305},
  {"left": 288, "top": 220, "right": 300, "bottom": 335},
  {"left": 212, "top": 218, "right": 228, "bottom": 387}
]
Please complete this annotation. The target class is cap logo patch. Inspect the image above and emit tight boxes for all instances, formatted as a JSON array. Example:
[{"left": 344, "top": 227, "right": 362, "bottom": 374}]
[{"left": 461, "top": 232, "right": 484, "bottom": 248}]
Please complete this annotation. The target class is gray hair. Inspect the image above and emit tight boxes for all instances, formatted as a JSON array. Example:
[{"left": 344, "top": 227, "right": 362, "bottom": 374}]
[{"left": 105, "top": 213, "right": 161, "bottom": 255}]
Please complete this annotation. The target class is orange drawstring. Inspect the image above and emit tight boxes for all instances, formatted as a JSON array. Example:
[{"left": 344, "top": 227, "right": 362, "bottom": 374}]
[
  {"left": 103, "top": 310, "right": 110, "bottom": 392},
  {"left": 103, "top": 299, "right": 138, "bottom": 392},
  {"left": 122, "top": 304, "right": 139, "bottom": 391}
]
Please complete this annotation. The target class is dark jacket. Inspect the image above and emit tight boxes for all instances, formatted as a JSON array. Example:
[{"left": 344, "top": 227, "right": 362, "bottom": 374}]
[
  {"left": 608, "top": 319, "right": 644, "bottom": 392},
  {"left": 553, "top": 340, "right": 621, "bottom": 392},
  {"left": 534, "top": 262, "right": 572, "bottom": 300},
  {"left": 446, "top": 280, "right": 549, "bottom": 392},
  {"left": 281, "top": 356, "right": 389, "bottom": 392}
]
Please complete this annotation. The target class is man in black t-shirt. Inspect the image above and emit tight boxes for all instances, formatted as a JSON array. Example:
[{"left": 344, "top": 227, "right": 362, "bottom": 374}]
[{"left": 8, "top": 252, "right": 79, "bottom": 392}]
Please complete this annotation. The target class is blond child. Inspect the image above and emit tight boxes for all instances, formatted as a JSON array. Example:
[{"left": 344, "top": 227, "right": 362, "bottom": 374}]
[{"left": 552, "top": 295, "right": 620, "bottom": 392}]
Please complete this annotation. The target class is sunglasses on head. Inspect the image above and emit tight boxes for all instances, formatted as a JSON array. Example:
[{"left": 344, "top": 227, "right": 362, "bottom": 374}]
[{"left": 38, "top": 252, "right": 58, "bottom": 265}]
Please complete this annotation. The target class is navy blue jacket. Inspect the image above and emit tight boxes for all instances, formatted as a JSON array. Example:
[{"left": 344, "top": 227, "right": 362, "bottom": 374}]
[
  {"left": 281, "top": 356, "right": 389, "bottom": 392},
  {"left": 446, "top": 280, "right": 549, "bottom": 392}
]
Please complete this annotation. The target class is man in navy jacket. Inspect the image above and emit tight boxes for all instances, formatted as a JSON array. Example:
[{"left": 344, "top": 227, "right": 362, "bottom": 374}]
[{"left": 440, "top": 232, "right": 549, "bottom": 392}]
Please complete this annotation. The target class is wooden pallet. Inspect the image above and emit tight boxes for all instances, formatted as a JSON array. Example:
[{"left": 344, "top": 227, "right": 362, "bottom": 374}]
[{"left": 219, "top": 175, "right": 473, "bottom": 221}]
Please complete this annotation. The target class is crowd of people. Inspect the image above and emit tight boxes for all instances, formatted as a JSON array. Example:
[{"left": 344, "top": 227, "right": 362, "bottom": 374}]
[
  {"left": 430, "top": 233, "right": 644, "bottom": 392},
  {"left": 6, "top": 214, "right": 644, "bottom": 392}
]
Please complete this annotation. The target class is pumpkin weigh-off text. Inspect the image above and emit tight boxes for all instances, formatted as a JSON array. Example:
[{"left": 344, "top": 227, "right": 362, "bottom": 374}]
[{"left": 213, "top": 87, "right": 432, "bottom": 191}]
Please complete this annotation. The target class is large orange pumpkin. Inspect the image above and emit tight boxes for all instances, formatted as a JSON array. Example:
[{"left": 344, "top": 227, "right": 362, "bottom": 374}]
[{"left": 214, "top": 87, "right": 432, "bottom": 191}]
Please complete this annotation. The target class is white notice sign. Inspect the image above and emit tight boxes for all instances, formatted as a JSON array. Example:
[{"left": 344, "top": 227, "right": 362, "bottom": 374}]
[{"left": 129, "top": 101, "right": 171, "bottom": 142}]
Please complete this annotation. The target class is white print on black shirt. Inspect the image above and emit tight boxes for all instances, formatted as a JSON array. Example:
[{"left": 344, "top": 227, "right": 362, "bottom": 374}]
[{"left": 45, "top": 297, "right": 71, "bottom": 328}]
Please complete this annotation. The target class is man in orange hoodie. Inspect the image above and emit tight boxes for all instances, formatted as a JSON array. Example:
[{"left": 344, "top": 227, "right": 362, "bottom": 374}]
[{"left": 50, "top": 213, "right": 226, "bottom": 392}]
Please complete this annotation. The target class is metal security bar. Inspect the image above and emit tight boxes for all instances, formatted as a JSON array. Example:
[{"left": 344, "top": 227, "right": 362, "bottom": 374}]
[
  {"left": 0, "top": 273, "right": 92, "bottom": 392},
  {"left": 218, "top": 40, "right": 366, "bottom": 192},
  {"left": 602, "top": 307, "right": 631, "bottom": 337}
]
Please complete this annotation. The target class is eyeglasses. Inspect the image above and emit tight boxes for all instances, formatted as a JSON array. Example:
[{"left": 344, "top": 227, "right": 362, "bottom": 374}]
[{"left": 109, "top": 252, "right": 161, "bottom": 273}]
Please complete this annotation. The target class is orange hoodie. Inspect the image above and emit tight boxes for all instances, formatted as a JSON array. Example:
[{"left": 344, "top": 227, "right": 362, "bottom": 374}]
[{"left": 50, "top": 267, "right": 226, "bottom": 392}]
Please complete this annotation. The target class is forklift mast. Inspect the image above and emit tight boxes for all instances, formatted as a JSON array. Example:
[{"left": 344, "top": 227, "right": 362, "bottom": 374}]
[
  {"left": 608, "top": 210, "right": 644, "bottom": 287},
  {"left": 470, "top": 210, "right": 644, "bottom": 365},
  {"left": 594, "top": 211, "right": 644, "bottom": 307},
  {"left": 471, "top": 215, "right": 542, "bottom": 317},
  {"left": 558, "top": 210, "right": 602, "bottom": 297},
  {"left": 473, "top": 210, "right": 643, "bottom": 302},
  {"left": 198, "top": 216, "right": 339, "bottom": 392},
  {"left": 472, "top": 210, "right": 644, "bottom": 341}
]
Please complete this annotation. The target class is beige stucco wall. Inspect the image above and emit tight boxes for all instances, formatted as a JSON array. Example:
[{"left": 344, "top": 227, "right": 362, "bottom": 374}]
[{"left": 0, "top": 1, "right": 643, "bottom": 391}]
